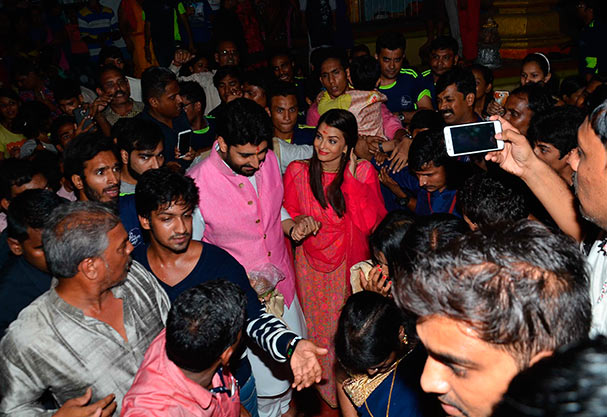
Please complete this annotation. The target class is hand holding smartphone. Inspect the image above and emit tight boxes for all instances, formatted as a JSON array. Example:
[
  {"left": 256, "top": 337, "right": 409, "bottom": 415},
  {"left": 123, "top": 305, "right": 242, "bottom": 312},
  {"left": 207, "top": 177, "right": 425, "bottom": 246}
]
[
  {"left": 443, "top": 120, "right": 504, "bottom": 157},
  {"left": 177, "top": 129, "right": 192, "bottom": 158}
]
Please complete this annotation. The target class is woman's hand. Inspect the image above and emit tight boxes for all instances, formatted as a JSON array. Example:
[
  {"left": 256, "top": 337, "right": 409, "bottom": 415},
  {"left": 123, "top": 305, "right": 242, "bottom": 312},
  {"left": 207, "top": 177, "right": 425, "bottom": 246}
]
[
  {"left": 291, "top": 215, "right": 321, "bottom": 241},
  {"left": 360, "top": 266, "right": 391, "bottom": 297}
]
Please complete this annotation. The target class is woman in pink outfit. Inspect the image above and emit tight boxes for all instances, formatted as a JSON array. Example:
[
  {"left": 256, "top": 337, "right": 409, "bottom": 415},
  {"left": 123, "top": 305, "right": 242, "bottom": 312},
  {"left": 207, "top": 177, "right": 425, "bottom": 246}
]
[{"left": 283, "top": 109, "right": 386, "bottom": 409}]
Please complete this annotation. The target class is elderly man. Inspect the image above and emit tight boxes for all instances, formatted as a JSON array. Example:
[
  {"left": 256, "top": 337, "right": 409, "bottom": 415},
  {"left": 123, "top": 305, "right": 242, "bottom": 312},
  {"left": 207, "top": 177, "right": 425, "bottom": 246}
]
[
  {"left": 394, "top": 220, "right": 591, "bottom": 417},
  {"left": 0, "top": 202, "right": 170, "bottom": 415}
]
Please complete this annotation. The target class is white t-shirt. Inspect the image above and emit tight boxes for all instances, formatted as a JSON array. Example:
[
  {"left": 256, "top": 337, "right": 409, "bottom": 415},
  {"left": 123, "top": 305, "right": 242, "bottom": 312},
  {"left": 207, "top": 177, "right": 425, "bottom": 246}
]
[{"left": 586, "top": 232, "right": 607, "bottom": 336}]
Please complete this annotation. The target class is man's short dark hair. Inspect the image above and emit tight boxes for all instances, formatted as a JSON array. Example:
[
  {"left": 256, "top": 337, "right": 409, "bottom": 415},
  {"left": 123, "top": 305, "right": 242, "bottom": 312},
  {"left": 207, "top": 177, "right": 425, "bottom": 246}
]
[
  {"left": 63, "top": 132, "right": 119, "bottom": 180},
  {"left": 430, "top": 35, "right": 459, "bottom": 55},
  {"left": 410, "top": 109, "right": 445, "bottom": 132},
  {"left": 267, "top": 81, "right": 298, "bottom": 104},
  {"left": 216, "top": 98, "right": 273, "bottom": 148},
  {"left": 492, "top": 336, "right": 607, "bottom": 417},
  {"left": 98, "top": 45, "right": 123, "bottom": 64},
  {"left": 435, "top": 68, "right": 476, "bottom": 97},
  {"left": 394, "top": 219, "right": 591, "bottom": 366},
  {"left": 7, "top": 189, "right": 66, "bottom": 242},
  {"left": 375, "top": 31, "right": 406, "bottom": 54},
  {"left": 369, "top": 210, "right": 414, "bottom": 275},
  {"left": 50, "top": 114, "right": 76, "bottom": 145},
  {"left": 52, "top": 78, "right": 81, "bottom": 103},
  {"left": 408, "top": 129, "right": 450, "bottom": 171},
  {"left": 559, "top": 75, "right": 585, "bottom": 99},
  {"left": 178, "top": 81, "right": 207, "bottom": 114},
  {"left": 242, "top": 69, "right": 271, "bottom": 95},
  {"left": 135, "top": 167, "right": 199, "bottom": 220},
  {"left": 458, "top": 173, "right": 529, "bottom": 226},
  {"left": 166, "top": 280, "right": 247, "bottom": 372},
  {"left": 349, "top": 55, "right": 381, "bottom": 91},
  {"left": 267, "top": 48, "right": 291, "bottom": 63},
  {"left": 350, "top": 44, "right": 370, "bottom": 58},
  {"left": 113, "top": 118, "right": 164, "bottom": 154},
  {"left": 213, "top": 66, "right": 242, "bottom": 89},
  {"left": 399, "top": 213, "right": 468, "bottom": 273},
  {"left": 509, "top": 83, "right": 555, "bottom": 116},
  {"left": 0, "top": 159, "right": 41, "bottom": 201},
  {"left": 12, "top": 101, "right": 51, "bottom": 140},
  {"left": 527, "top": 106, "right": 584, "bottom": 158},
  {"left": 141, "top": 66, "right": 177, "bottom": 105},
  {"left": 96, "top": 64, "right": 124, "bottom": 89},
  {"left": 469, "top": 63, "right": 494, "bottom": 86}
]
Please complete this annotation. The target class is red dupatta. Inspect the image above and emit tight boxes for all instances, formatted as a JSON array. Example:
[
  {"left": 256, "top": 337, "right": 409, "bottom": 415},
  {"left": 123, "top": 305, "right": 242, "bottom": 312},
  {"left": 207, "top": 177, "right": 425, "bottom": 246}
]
[{"left": 283, "top": 160, "right": 387, "bottom": 274}]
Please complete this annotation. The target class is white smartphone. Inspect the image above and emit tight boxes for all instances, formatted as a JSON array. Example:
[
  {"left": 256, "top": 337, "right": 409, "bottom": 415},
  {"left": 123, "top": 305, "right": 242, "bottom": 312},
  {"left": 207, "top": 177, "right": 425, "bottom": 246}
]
[
  {"left": 177, "top": 129, "right": 192, "bottom": 158},
  {"left": 443, "top": 120, "right": 504, "bottom": 157}
]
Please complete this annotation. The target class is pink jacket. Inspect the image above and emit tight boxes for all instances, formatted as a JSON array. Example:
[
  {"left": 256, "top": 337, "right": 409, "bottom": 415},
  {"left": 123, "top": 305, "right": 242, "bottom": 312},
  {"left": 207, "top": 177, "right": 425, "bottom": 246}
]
[
  {"left": 121, "top": 330, "right": 240, "bottom": 417},
  {"left": 188, "top": 145, "right": 296, "bottom": 306}
]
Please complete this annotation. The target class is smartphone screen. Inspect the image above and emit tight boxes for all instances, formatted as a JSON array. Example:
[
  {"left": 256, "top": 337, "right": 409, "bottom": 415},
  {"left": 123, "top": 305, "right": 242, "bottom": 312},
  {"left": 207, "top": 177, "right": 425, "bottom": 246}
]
[
  {"left": 446, "top": 121, "right": 501, "bottom": 156},
  {"left": 177, "top": 130, "right": 192, "bottom": 157}
]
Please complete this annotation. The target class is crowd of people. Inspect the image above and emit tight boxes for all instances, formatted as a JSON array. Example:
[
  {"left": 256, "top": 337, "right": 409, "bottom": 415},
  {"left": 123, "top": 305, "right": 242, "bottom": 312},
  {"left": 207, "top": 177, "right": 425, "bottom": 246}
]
[{"left": 2, "top": 0, "right": 607, "bottom": 416}]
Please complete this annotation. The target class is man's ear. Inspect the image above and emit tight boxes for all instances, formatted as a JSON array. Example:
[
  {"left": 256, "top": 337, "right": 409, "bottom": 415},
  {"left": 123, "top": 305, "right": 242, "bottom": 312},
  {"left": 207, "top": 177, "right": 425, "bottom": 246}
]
[
  {"left": 529, "top": 350, "right": 552, "bottom": 367},
  {"left": 78, "top": 257, "right": 100, "bottom": 280},
  {"left": 149, "top": 96, "right": 159, "bottom": 109},
  {"left": 265, "top": 106, "right": 271, "bottom": 117},
  {"left": 219, "top": 343, "right": 237, "bottom": 366},
  {"left": 465, "top": 93, "right": 476, "bottom": 106},
  {"left": 95, "top": 87, "right": 104, "bottom": 97},
  {"left": 7, "top": 237, "right": 23, "bottom": 256},
  {"left": 346, "top": 67, "right": 352, "bottom": 85},
  {"left": 138, "top": 215, "right": 151, "bottom": 231},
  {"left": 120, "top": 149, "right": 129, "bottom": 165},
  {"left": 194, "top": 102, "right": 202, "bottom": 115},
  {"left": 71, "top": 174, "right": 84, "bottom": 191},
  {"left": 454, "top": 55, "right": 460, "bottom": 66},
  {"left": 217, "top": 136, "right": 228, "bottom": 153},
  {"left": 485, "top": 83, "right": 493, "bottom": 95},
  {"left": 0, "top": 197, "right": 10, "bottom": 212},
  {"left": 214, "top": 52, "right": 220, "bottom": 64}
]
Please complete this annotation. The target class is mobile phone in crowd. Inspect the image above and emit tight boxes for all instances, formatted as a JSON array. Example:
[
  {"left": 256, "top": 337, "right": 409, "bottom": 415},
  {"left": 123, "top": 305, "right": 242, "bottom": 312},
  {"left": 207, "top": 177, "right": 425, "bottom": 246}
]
[
  {"left": 177, "top": 129, "right": 192, "bottom": 158},
  {"left": 494, "top": 90, "right": 509, "bottom": 107},
  {"left": 443, "top": 120, "right": 504, "bottom": 157},
  {"left": 73, "top": 107, "right": 94, "bottom": 130}
]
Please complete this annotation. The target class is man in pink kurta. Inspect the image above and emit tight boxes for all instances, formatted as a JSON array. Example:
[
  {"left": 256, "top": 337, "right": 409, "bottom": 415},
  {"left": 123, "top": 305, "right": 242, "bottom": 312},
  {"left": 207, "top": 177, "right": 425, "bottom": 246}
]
[{"left": 188, "top": 98, "right": 325, "bottom": 417}]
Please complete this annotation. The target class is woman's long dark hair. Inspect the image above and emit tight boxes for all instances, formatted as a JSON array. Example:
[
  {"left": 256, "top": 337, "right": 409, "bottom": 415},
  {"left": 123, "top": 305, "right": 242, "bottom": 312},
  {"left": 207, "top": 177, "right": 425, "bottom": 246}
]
[{"left": 309, "top": 109, "right": 358, "bottom": 218}]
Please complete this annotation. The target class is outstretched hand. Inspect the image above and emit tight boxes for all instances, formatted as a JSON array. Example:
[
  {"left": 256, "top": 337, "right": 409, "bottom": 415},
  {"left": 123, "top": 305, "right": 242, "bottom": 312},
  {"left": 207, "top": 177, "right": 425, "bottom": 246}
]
[{"left": 290, "top": 340, "right": 328, "bottom": 391}]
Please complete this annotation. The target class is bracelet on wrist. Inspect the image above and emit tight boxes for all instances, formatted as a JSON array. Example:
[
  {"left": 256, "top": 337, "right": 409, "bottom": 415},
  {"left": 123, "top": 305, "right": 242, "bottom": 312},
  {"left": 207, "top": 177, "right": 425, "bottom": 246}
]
[{"left": 286, "top": 337, "right": 302, "bottom": 360}]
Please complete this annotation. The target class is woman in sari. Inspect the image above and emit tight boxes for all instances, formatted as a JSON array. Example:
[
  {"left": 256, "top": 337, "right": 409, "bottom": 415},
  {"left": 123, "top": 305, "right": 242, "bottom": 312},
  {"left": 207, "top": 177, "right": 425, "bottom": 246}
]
[
  {"left": 335, "top": 291, "right": 427, "bottom": 417},
  {"left": 283, "top": 109, "right": 387, "bottom": 409}
]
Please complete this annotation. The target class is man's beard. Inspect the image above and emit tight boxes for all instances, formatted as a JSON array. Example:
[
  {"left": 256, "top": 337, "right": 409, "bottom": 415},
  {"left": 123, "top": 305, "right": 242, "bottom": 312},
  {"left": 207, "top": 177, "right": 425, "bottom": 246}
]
[
  {"left": 127, "top": 157, "right": 142, "bottom": 182},
  {"left": 572, "top": 171, "right": 596, "bottom": 224},
  {"left": 224, "top": 152, "right": 258, "bottom": 177},
  {"left": 83, "top": 181, "right": 119, "bottom": 212}
]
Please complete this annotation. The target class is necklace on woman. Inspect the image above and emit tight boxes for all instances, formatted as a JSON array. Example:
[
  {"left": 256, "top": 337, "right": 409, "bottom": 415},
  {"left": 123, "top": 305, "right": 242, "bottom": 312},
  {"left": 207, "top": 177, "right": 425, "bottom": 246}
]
[{"left": 363, "top": 363, "right": 397, "bottom": 417}]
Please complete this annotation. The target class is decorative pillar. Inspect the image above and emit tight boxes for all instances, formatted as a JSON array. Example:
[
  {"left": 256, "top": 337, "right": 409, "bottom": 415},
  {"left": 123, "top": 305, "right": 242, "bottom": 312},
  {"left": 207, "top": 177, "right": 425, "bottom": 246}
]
[
  {"left": 493, "top": 0, "right": 570, "bottom": 60},
  {"left": 346, "top": 0, "right": 361, "bottom": 24}
]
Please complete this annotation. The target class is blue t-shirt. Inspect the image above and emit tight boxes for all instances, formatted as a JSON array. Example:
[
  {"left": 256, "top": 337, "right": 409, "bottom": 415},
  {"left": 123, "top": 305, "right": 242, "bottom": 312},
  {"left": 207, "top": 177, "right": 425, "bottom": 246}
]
[
  {"left": 118, "top": 194, "right": 147, "bottom": 263},
  {"left": 419, "top": 69, "right": 437, "bottom": 109},
  {"left": 0, "top": 257, "right": 52, "bottom": 336},
  {"left": 138, "top": 242, "right": 263, "bottom": 385},
  {"left": 292, "top": 124, "right": 316, "bottom": 145},
  {"left": 192, "top": 116, "right": 216, "bottom": 150},
  {"left": 378, "top": 69, "right": 430, "bottom": 113},
  {"left": 373, "top": 162, "right": 459, "bottom": 217}
]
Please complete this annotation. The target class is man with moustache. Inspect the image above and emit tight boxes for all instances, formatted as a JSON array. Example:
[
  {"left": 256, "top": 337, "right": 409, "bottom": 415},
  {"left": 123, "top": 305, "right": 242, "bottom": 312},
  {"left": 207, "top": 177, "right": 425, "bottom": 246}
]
[
  {"left": 63, "top": 132, "right": 122, "bottom": 209},
  {"left": 421, "top": 36, "right": 460, "bottom": 108},
  {"left": 189, "top": 98, "right": 325, "bottom": 417},
  {"left": 135, "top": 167, "right": 327, "bottom": 417},
  {"left": 436, "top": 68, "right": 479, "bottom": 126},
  {"left": 97, "top": 65, "right": 144, "bottom": 125},
  {"left": 394, "top": 220, "right": 591, "bottom": 417},
  {"left": 0, "top": 202, "right": 170, "bottom": 415}
]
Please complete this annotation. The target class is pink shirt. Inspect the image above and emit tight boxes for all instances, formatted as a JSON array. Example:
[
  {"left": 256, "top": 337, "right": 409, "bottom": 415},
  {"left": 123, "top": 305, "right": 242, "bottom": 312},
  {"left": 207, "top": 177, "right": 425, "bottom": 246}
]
[{"left": 121, "top": 330, "right": 240, "bottom": 417}]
